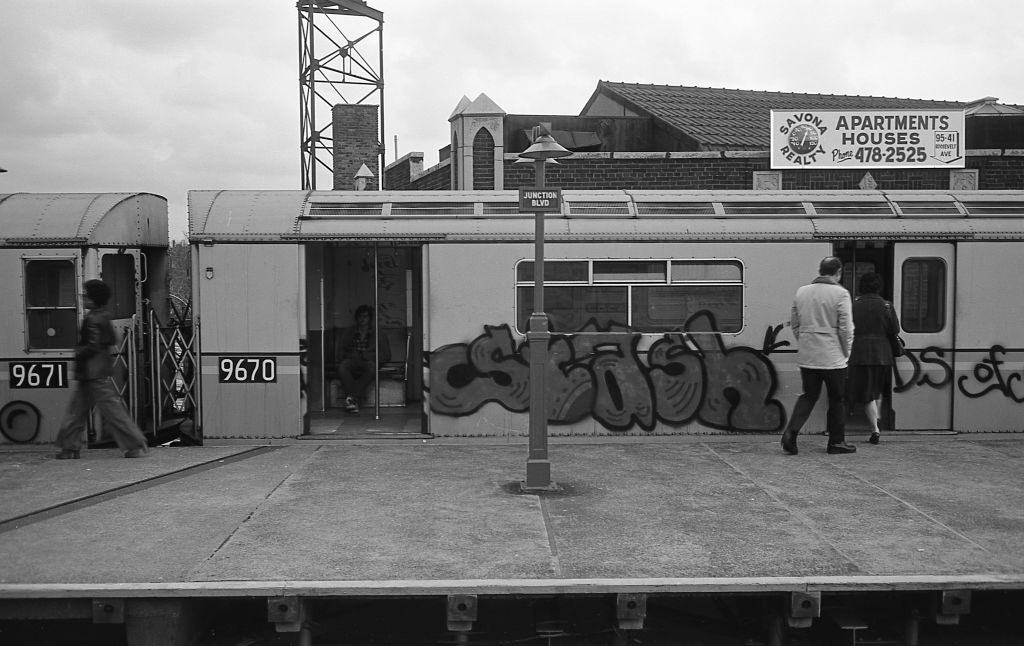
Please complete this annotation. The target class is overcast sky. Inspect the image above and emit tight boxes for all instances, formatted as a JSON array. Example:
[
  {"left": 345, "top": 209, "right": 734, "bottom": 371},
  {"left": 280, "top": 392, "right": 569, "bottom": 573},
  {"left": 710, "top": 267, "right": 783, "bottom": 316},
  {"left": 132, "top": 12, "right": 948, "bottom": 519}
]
[{"left": 2, "top": 0, "right": 1021, "bottom": 239}]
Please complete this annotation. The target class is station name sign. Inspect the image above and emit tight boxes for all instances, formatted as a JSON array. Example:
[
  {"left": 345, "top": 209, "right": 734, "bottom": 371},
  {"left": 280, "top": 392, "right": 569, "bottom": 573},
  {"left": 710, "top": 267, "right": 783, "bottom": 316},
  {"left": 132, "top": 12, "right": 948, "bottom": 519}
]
[
  {"left": 519, "top": 188, "right": 562, "bottom": 213},
  {"left": 770, "top": 109, "right": 965, "bottom": 169}
]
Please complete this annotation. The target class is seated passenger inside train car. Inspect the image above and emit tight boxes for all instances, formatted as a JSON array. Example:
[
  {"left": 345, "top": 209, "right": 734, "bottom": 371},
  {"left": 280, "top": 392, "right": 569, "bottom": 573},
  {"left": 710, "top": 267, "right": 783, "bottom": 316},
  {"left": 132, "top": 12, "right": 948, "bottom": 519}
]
[{"left": 327, "top": 305, "right": 390, "bottom": 413}]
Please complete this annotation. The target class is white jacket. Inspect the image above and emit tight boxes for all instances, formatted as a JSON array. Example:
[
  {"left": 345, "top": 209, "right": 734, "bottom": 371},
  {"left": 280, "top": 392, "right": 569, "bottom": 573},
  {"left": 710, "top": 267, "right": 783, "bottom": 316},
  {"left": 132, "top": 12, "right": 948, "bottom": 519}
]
[{"left": 791, "top": 276, "right": 854, "bottom": 369}]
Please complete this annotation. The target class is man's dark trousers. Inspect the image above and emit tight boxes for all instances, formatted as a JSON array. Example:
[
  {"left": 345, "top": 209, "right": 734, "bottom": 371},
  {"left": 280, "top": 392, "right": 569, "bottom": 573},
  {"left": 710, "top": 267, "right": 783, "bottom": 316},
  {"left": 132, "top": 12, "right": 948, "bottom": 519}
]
[{"left": 785, "top": 367, "right": 848, "bottom": 444}]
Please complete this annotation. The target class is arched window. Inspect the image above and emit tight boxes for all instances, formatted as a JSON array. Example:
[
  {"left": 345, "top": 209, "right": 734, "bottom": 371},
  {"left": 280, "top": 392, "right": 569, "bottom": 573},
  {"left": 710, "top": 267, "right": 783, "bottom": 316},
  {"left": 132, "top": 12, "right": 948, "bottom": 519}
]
[
  {"left": 472, "top": 128, "right": 495, "bottom": 190},
  {"left": 451, "top": 133, "right": 459, "bottom": 189}
]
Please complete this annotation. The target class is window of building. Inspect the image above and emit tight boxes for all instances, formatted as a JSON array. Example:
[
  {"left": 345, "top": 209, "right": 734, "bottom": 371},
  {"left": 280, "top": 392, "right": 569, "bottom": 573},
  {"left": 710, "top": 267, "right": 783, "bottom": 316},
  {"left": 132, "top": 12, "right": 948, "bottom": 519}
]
[
  {"left": 516, "top": 259, "right": 743, "bottom": 333},
  {"left": 101, "top": 254, "right": 136, "bottom": 319},
  {"left": 901, "top": 258, "right": 946, "bottom": 333},
  {"left": 24, "top": 259, "right": 78, "bottom": 350}
]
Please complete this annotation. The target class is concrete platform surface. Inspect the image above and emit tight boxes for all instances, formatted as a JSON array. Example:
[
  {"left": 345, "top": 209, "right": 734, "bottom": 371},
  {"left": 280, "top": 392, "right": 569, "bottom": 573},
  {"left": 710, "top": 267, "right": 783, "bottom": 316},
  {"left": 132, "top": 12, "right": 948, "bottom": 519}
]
[{"left": 0, "top": 434, "right": 1022, "bottom": 598}]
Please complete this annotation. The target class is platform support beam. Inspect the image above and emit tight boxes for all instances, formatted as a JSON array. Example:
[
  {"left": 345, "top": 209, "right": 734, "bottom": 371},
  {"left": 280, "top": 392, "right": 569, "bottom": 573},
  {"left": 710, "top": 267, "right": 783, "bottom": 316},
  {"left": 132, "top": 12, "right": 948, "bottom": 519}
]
[
  {"left": 934, "top": 589, "right": 971, "bottom": 625},
  {"left": 787, "top": 591, "right": 820, "bottom": 628},
  {"left": 125, "top": 599, "right": 206, "bottom": 646},
  {"left": 616, "top": 593, "right": 646, "bottom": 630},
  {"left": 268, "top": 595, "right": 313, "bottom": 643},
  {"left": 447, "top": 593, "right": 478, "bottom": 636}
]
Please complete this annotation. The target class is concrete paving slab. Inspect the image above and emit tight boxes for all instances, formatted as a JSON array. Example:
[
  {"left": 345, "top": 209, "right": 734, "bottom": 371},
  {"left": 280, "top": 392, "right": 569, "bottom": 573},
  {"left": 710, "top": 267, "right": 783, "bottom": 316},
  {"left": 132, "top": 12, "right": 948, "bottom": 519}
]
[
  {"left": 0, "top": 435, "right": 1021, "bottom": 596},
  {"left": 0, "top": 446, "right": 319, "bottom": 584},
  {"left": 194, "top": 445, "right": 555, "bottom": 582},
  {"left": 0, "top": 446, "right": 251, "bottom": 523}
]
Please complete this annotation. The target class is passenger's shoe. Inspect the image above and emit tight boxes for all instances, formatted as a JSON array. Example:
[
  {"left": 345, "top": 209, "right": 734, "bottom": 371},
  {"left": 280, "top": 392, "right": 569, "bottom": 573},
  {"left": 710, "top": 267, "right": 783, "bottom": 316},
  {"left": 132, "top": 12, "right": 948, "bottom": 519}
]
[
  {"left": 55, "top": 449, "right": 80, "bottom": 460},
  {"left": 344, "top": 396, "right": 359, "bottom": 413},
  {"left": 826, "top": 442, "right": 857, "bottom": 454},
  {"left": 868, "top": 432, "right": 880, "bottom": 445},
  {"left": 780, "top": 429, "right": 798, "bottom": 455},
  {"left": 124, "top": 448, "right": 149, "bottom": 458}
]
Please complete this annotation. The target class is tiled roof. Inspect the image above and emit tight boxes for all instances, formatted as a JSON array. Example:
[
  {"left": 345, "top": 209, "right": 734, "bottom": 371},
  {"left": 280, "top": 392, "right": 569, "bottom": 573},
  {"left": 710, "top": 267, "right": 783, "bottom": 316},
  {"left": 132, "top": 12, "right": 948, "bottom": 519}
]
[{"left": 586, "top": 81, "right": 970, "bottom": 149}]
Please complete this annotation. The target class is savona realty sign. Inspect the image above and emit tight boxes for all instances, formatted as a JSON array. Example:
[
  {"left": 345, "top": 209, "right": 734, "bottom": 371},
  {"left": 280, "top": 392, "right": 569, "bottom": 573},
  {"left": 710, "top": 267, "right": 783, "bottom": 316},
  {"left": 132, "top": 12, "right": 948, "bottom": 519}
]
[{"left": 770, "top": 109, "right": 965, "bottom": 169}]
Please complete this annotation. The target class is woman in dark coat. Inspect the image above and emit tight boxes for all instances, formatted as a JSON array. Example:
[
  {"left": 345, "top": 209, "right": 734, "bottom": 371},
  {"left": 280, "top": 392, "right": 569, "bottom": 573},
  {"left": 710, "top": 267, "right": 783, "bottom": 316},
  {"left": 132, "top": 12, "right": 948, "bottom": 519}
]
[{"left": 849, "top": 272, "right": 901, "bottom": 444}]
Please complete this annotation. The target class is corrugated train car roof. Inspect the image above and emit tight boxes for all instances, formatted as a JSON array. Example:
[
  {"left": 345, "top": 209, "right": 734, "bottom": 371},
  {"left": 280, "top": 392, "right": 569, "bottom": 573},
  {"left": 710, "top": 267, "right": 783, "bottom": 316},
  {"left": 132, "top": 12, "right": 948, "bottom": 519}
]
[
  {"left": 0, "top": 193, "right": 168, "bottom": 247},
  {"left": 188, "top": 189, "right": 1024, "bottom": 242}
]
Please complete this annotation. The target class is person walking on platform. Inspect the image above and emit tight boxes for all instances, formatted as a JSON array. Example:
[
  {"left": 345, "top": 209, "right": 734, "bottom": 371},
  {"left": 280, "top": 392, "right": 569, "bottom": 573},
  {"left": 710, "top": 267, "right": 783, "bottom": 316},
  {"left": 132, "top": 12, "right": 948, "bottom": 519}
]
[
  {"left": 55, "top": 279, "right": 149, "bottom": 460},
  {"left": 849, "top": 272, "right": 901, "bottom": 445},
  {"left": 780, "top": 256, "right": 857, "bottom": 455}
]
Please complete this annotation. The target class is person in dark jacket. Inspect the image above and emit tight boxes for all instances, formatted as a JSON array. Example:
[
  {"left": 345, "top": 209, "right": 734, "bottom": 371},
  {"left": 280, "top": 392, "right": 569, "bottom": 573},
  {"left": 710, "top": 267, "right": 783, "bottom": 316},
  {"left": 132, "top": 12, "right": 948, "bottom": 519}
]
[
  {"left": 848, "top": 272, "right": 901, "bottom": 445},
  {"left": 55, "top": 279, "right": 149, "bottom": 459},
  {"left": 332, "top": 304, "right": 390, "bottom": 413}
]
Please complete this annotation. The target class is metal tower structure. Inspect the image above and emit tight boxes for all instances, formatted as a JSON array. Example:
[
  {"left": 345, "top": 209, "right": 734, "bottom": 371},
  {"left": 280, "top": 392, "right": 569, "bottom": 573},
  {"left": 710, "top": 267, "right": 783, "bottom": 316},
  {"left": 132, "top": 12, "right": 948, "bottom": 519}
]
[{"left": 298, "top": 0, "right": 384, "bottom": 190}]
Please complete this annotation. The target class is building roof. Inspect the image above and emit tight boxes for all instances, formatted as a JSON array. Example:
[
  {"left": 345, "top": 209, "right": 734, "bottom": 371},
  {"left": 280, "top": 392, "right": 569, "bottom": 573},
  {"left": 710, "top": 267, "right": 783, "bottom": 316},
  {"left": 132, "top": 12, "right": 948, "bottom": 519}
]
[
  {"left": 0, "top": 192, "right": 167, "bottom": 247},
  {"left": 582, "top": 81, "right": 983, "bottom": 150}
]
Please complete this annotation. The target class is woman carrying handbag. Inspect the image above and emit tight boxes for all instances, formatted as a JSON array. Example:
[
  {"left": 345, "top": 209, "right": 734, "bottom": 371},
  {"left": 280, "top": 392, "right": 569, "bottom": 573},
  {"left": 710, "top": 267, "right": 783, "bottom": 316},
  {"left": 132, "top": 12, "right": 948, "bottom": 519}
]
[{"left": 848, "top": 272, "right": 903, "bottom": 445}]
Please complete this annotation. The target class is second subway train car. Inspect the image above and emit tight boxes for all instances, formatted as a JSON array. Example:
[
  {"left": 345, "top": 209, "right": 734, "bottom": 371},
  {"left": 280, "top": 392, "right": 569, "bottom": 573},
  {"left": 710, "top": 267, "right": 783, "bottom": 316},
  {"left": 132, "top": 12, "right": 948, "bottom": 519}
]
[{"left": 188, "top": 189, "right": 1024, "bottom": 439}]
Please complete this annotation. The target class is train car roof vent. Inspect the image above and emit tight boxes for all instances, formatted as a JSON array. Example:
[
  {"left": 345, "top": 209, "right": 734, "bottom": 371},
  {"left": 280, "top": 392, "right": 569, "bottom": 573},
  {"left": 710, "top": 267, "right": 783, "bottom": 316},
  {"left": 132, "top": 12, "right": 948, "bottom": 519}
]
[
  {"left": 481, "top": 202, "right": 520, "bottom": 215},
  {"left": 960, "top": 201, "right": 1024, "bottom": 216},
  {"left": 566, "top": 201, "right": 631, "bottom": 217},
  {"left": 811, "top": 201, "right": 895, "bottom": 216},
  {"left": 894, "top": 201, "right": 961, "bottom": 217},
  {"left": 721, "top": 201, "right": 807, "bottom": 215},
  {"left": 389, "top": 202, "right": 475, "bottom": 216},
  {"left": 306, "top": 202, "right": 384, "bottom": 218},
  {"left": 635, "top": 202, "right": 716, "bottom": 216}
]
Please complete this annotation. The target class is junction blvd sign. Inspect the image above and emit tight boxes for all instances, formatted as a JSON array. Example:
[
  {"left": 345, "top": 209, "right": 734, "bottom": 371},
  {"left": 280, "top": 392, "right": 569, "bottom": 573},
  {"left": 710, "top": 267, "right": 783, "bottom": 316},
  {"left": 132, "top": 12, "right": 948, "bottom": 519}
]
[{"left": 519, "top": 188, "right": 562, "bottom": 213}]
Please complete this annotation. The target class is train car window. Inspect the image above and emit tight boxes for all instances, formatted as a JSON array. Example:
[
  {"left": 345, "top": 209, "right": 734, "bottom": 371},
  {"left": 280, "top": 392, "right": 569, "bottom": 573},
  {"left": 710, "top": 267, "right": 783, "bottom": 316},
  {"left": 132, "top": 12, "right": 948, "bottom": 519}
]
[
  {"left": 517, "top": 261, "right": 588, "bottom": 283},
  {"left": 24, "top": 259, "right": 78, "bottom": 350},
  {"left": 515, "top": 259, "right": 743, "bottom": 334},
  {"left": 594, "top": 261, "right": 666, "bottom": 283},
  {"left": 632, "top": 285, "right": 743, "bottom": 333},
  {"left": 901, "top": 258, "right": 946, "bottom": 333},
  {"left": 671, "top": 260, "right": 742, "bottom": 282},
  {"left": 517, "top": 286, "right": 626, "bottom": 331},
  {"left": 101, "top": 254, "right": 135, "bottom": 319}
]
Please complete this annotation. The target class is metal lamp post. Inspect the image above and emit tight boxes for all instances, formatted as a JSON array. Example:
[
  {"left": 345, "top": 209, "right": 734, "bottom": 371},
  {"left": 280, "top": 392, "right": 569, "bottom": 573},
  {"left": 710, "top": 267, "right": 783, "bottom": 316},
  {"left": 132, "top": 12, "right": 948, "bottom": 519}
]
[{"left": 518, "top": 129, "right": 572, "bottom": 491}]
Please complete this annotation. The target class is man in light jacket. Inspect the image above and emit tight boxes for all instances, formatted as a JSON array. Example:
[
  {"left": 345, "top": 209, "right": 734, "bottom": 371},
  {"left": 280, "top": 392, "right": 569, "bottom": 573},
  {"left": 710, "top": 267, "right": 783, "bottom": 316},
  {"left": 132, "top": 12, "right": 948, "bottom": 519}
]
[{"left": 780, "top": 256, "right": 857, "bottom": 455}]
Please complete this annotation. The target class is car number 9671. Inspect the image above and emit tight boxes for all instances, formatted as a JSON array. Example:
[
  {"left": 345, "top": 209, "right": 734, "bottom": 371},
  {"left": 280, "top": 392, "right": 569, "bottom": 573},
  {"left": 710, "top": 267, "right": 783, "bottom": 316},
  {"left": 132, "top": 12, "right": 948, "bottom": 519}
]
[{"left": 9, "top": 361, "right": 70, "bottom": 388}]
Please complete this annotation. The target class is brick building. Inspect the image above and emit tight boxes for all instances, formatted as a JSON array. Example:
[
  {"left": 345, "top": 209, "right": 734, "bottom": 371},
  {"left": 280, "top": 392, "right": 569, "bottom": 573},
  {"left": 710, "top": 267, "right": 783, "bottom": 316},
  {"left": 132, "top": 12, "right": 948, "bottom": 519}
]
[{"left": 377, "top": 81, "right": 1024, "bottom": 192}]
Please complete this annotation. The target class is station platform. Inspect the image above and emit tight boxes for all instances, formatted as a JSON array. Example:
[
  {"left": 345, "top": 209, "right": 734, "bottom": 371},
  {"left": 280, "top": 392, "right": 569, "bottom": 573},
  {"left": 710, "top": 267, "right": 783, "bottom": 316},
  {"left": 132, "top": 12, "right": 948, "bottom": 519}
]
[{"left": 0, "top": 432, "right": 1022, "bottom": 643}]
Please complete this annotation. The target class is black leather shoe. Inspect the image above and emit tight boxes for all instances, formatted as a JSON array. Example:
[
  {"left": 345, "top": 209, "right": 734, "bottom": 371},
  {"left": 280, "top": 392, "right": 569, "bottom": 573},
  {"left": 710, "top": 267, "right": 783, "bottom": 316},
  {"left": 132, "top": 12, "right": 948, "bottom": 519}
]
[
  {"left": 55, "top": 450, "right": 80, "bottom": 460},
  {"left": 868, "top": 432, "right": 880, "bottom": 445},
  {"left": 780, "top": 429, "right": 798, "bottom": 455},
  {"left": 826, "top": 442, "right": 857, "bottom": 454}
]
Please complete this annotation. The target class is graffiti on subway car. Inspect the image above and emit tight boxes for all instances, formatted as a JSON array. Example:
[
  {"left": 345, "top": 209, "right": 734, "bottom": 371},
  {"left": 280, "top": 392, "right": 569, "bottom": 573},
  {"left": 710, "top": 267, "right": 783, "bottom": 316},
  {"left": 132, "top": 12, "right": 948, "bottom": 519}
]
[{"left": 428, "top": 310, "right": 785, "bottom": 432}]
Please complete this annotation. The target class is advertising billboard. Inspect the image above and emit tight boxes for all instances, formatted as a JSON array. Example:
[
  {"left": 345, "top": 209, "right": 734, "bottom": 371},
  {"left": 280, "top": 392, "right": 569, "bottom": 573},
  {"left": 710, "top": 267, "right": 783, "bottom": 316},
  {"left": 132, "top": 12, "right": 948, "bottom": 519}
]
[{"left": 770, "top": 109, "right": 965, "bottom": 169}]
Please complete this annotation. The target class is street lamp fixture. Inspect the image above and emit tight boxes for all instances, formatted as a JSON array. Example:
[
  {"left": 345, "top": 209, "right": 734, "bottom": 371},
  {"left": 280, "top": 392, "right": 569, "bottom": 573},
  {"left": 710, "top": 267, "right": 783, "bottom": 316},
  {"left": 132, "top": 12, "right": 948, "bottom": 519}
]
[{"left": 518, "top": 129, "right": 571, "bottom": 492}]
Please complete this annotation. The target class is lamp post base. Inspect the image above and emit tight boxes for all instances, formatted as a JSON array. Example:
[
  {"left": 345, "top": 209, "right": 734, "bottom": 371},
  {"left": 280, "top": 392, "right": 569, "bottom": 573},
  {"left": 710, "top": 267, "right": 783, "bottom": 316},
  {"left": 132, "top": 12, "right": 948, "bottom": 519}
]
[{"left": 523, "top": 459, "right": 560, "bottom": 493}]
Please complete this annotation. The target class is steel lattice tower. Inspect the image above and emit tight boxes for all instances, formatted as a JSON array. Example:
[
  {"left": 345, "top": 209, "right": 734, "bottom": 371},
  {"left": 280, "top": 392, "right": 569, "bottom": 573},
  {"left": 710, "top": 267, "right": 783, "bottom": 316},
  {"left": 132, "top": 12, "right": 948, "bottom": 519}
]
[{"left": 298, "top": 0, "right": 384, "bottom": 190}]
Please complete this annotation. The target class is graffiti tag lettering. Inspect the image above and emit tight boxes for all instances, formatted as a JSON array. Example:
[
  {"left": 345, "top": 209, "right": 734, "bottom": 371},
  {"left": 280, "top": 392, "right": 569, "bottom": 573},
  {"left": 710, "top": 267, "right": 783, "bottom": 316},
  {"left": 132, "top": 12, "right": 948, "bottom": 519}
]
[{"left": 428, "top": 311, "right": 785, "bottom": 432}]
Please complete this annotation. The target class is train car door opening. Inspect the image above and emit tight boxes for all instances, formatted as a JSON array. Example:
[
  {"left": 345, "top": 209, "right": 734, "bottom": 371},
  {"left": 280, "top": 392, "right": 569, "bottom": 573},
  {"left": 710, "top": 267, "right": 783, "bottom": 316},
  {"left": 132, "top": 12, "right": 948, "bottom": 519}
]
[
  {"left": 305, "top": 243, "right": 423, "bottom": 421},
  {"left": 836, "top": 241, "right": 896, "bottom": 432},
  {"left": 892, "top": 243, "right": 955, "bottom": 431}
]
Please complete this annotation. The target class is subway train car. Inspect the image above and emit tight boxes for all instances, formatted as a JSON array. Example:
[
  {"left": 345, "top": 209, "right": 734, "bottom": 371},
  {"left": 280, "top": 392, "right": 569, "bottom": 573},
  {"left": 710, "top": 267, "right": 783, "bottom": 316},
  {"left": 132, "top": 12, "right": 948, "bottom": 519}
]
[
  {"left": 188, "top": 189, "right": 1024, "bottom": 440},
  {"left": 0, "top": 193, "right": 169, "bottom": 445}
]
